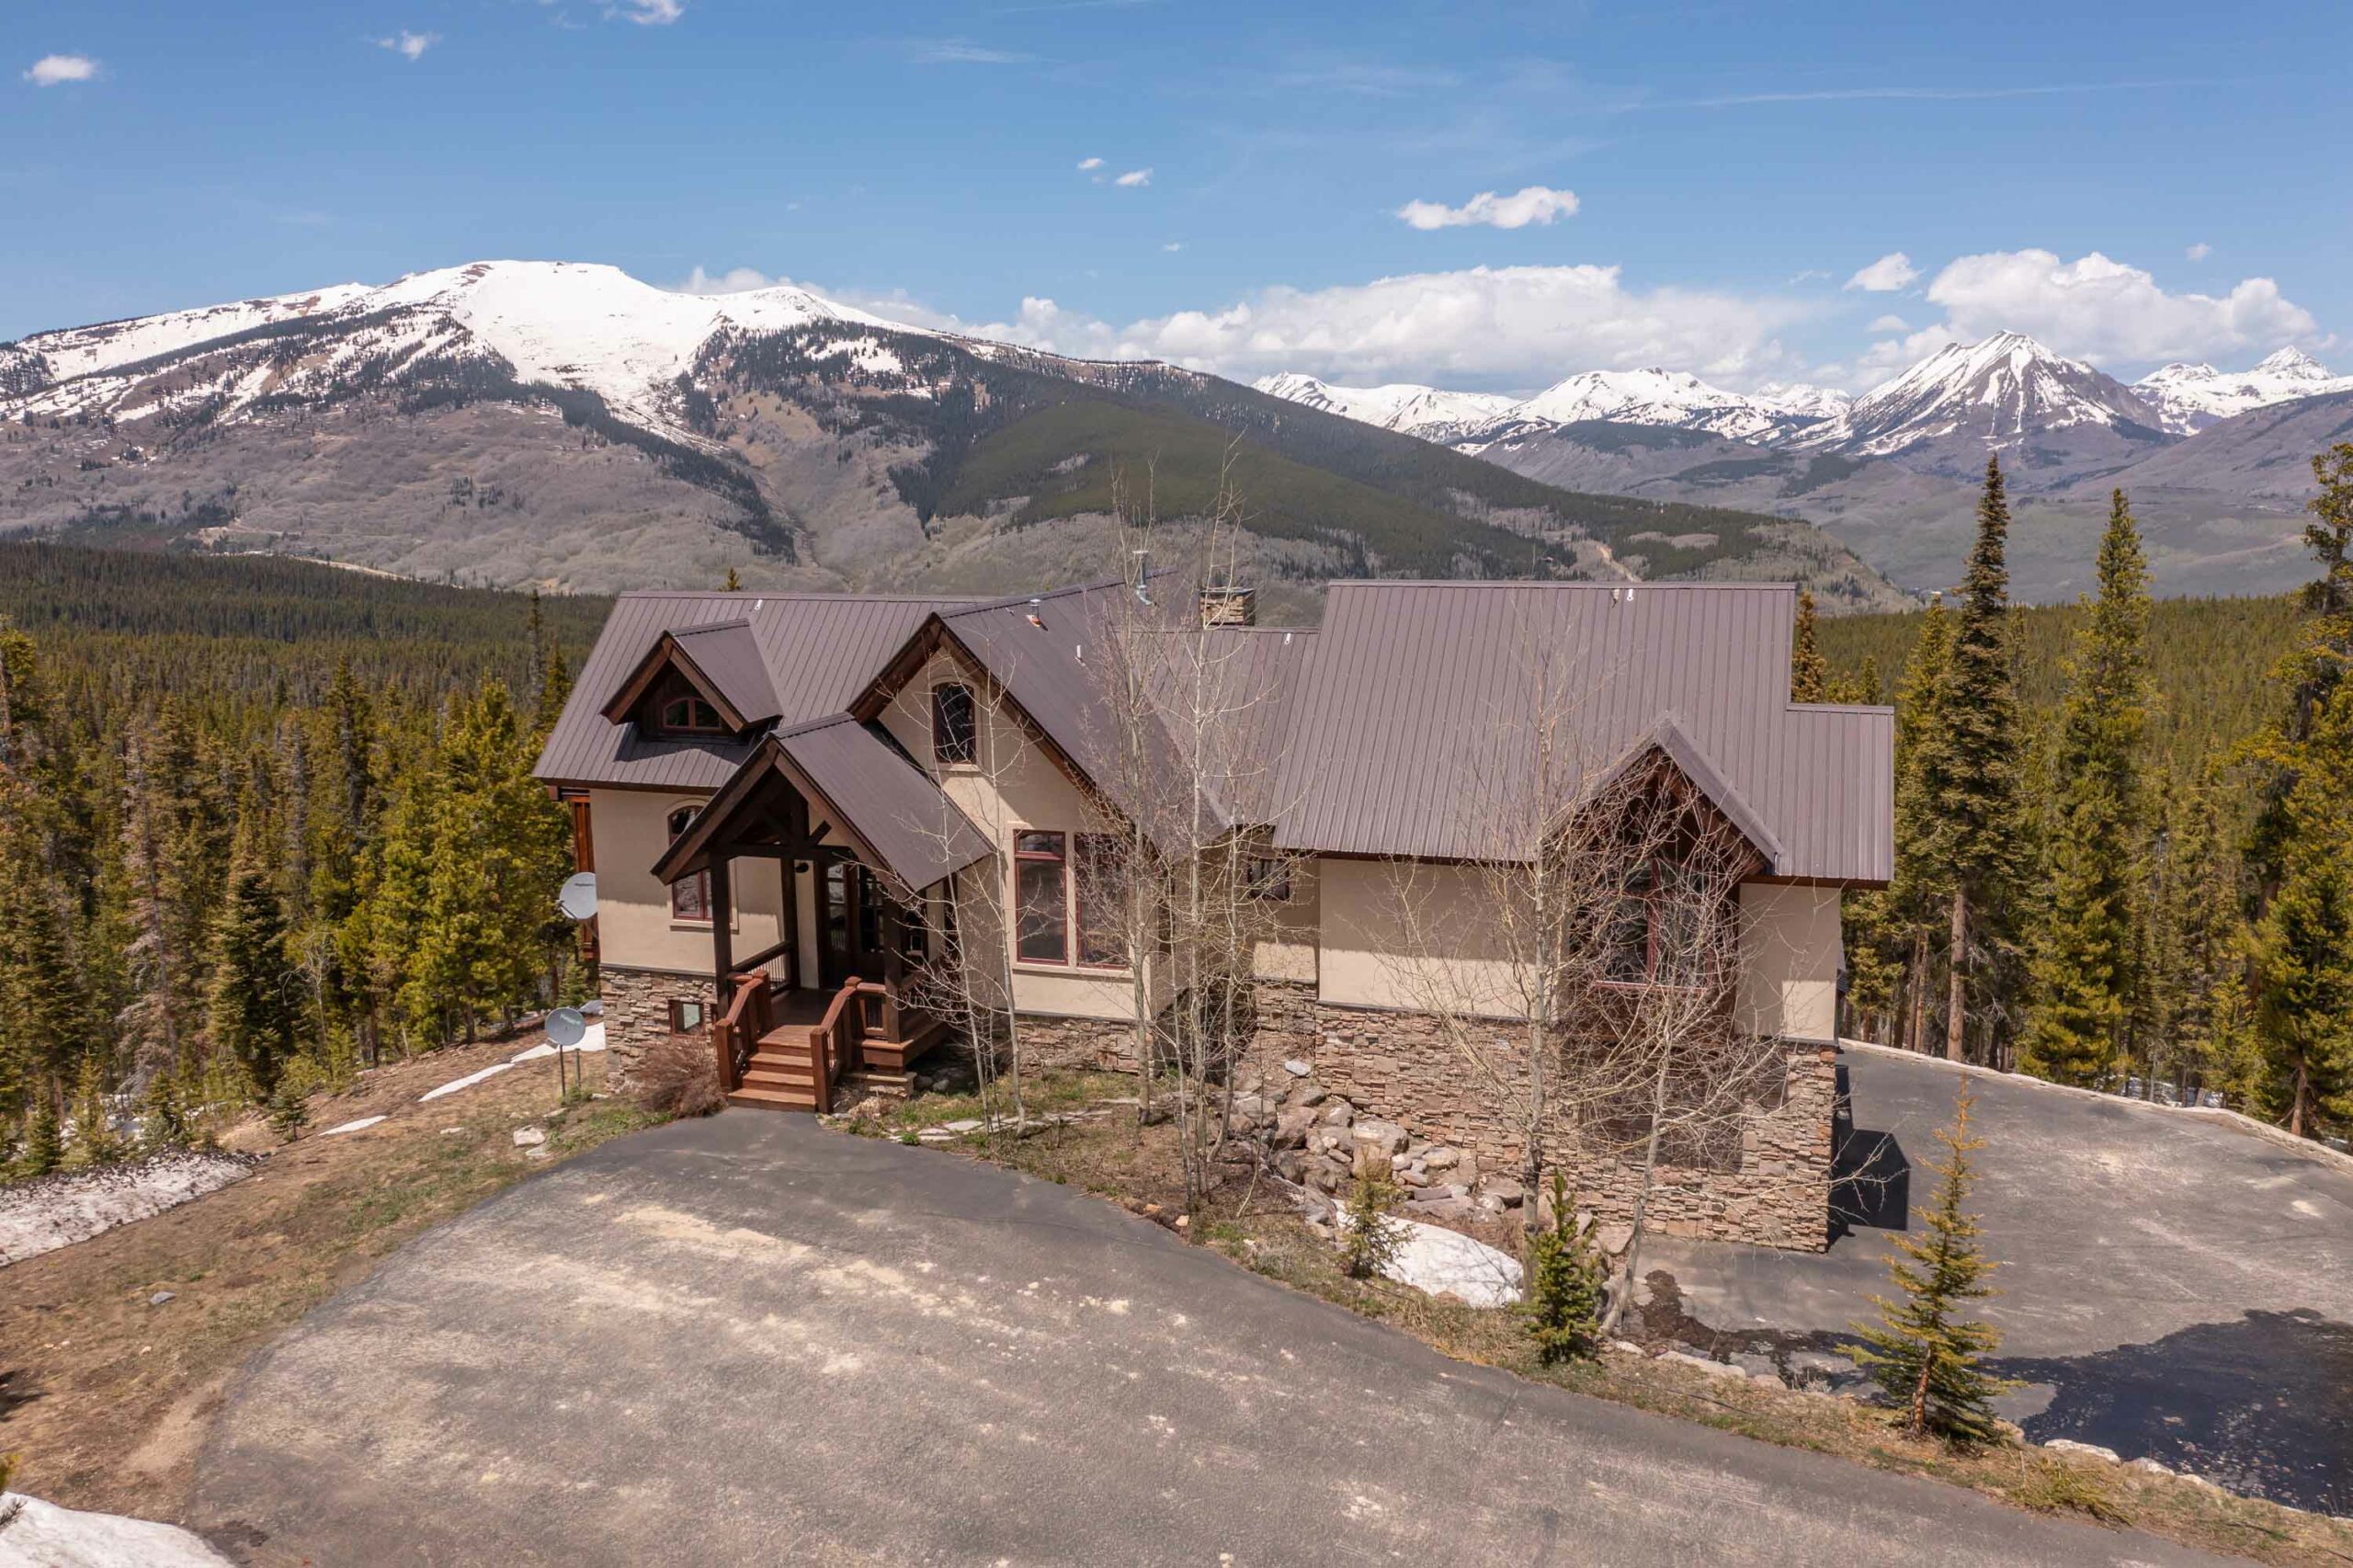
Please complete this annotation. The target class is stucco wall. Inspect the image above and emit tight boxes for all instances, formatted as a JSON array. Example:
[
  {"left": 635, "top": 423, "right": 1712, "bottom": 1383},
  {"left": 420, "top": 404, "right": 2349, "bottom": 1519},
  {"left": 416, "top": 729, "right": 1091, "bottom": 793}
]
[
  {"left": 1316, "top": 858, "right": 1528, "bottom": 1017},
  {"left": 1735, "top": 882, "right": 1842, "bottom": 1043},
  {"left": 589, "top": 787, "right": 790, "bottom": 980}
]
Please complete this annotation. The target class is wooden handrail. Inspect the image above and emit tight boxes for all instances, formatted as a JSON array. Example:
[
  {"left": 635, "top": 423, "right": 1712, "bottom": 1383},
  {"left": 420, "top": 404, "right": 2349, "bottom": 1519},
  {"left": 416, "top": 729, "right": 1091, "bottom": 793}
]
[{"left": 712, "top": 971, "right": 770, "bottom": 1095}]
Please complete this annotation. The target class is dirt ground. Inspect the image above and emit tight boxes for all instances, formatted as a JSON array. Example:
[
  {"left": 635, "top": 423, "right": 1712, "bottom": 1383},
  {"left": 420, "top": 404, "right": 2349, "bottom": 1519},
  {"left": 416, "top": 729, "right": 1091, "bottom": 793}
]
[{"left": 0, "top": 1035, "right": 657, "bottom": 1520}]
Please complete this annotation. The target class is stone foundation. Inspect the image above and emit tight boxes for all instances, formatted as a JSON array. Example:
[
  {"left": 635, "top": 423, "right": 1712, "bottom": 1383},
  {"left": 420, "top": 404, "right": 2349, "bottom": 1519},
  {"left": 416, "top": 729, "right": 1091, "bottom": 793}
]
[
  {"left": 599, "top": 967, "right": 719, "bottom": 1087},
  {"left": 1247, "top": 979, "right": 1836, "bottom": 1252},
  {"left": 1014, "top": 1012, "right": 1147, "bottom": 1072}
]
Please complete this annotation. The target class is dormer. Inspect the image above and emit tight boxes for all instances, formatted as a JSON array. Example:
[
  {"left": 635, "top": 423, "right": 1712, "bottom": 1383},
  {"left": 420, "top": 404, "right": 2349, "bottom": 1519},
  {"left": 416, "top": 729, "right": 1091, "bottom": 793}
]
[{"left": 599, "top": 619, "right": 781, "bottom": 740}]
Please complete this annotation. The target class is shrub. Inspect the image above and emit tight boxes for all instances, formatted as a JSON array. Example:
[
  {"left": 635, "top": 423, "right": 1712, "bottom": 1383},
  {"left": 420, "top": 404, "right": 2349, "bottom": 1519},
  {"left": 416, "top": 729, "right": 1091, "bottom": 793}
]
[
  {"left": 1339, "top": 1172, "right": 1404, "bottom": 1279},
  {"left": 267, "top": 1059, "right": 318, "bottom": 1143},
  {"left": 634, "top": 1031, "right": 724, "bottom": 1119},
  {"left": 1524, "top": 1173, "right": 1607, "bottom": 1364}
]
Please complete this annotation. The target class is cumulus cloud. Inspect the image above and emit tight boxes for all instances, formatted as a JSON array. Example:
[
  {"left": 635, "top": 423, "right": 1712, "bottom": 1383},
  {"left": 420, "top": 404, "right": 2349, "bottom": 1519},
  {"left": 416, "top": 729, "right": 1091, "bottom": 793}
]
[
  {"left": 1919, "top": 248, "right": 2318, "bottom": 364},
  {"left": 24, "top": 53, "right": 98, "bottom": 86},
  {"left": 1113, "top": 167, "right": 1152, "bottom": 187},
  {"left": 889, "top": 264, "right": 1808, "bottom": 388},
  {"left": 676, "top": 266, "right": 786, "bottom": 295},
  {"left": 910, "top": 39, "right": 1032, "bottom": 63},
  {"left": 374, "top": 30, "right": 438, "bottom": 61},
  {"left": 1161, "top": 242, "right": 1182, "bottom": 253},
  {"left": 1077, "top": 156, "right": 1103, "bottom": 170},
  {"left": 613, "top": 0, "right": 685, "bottom": 23},
  {"left": 2186, "top": 241, "right": 2211, "bottom": 262},
  {"left": 1867, "top": 313, "right": 1910, "bottom": 333},
  {"left": 1844, "top": 252, "right": 1919, "bottom": 292},
  {"left": 1396, "top": 185, "right": 1579, "bottom": 232}
]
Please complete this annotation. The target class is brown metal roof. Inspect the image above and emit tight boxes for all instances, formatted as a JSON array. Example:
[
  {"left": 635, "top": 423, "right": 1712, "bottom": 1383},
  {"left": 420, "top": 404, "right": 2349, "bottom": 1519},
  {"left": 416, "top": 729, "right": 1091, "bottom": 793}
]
[
  {"left": 535, "top": 590, "right": 977, "bottom": 790},
  {"left": 668, "top": 620, "right": 780, "bottom": 725},
  {"left": 1269, "top": 582, "right": 1892, "bottom": 882}
]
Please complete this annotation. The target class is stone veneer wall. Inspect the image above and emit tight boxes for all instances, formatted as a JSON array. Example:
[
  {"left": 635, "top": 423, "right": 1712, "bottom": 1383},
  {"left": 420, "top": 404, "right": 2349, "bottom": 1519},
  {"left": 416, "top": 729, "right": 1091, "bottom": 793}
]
[
  {"left": 1015, "top": 1012, "right": 1148, "bottom": 1072},
  {"left": 1248, "top": 978, "right": 1836, "bottom": 1252},
  {"left": 600, "top": 967, "right": 719, "bottom": 1087}
]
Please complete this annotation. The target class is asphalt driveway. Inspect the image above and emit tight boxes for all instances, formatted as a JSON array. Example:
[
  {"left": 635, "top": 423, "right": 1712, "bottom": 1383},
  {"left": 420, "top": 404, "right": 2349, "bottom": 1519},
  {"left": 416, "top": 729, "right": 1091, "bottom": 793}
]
[
  {"left": 1648, "top": 1044, "right": 2353, "bottom": 1513},
  {"left": 188, "top": 1109, "right": 2233, "bottom": 1567}
]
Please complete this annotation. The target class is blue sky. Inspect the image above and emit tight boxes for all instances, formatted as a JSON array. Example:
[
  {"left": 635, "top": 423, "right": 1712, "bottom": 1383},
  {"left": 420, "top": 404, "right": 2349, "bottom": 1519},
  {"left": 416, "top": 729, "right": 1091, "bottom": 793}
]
[{"left": 7, "top": 0, "right": 2347, "bottom": 392}]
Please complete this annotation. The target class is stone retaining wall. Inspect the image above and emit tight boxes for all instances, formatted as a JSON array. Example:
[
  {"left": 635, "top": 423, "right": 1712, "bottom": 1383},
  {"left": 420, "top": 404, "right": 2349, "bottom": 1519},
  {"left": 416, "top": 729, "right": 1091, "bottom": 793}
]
[
  {"left": 600, "top": 967, "right": 718, "bottom": 1088},
  {"left": 1248, "top": 979, "right": 1836, "bottom": 1252}
]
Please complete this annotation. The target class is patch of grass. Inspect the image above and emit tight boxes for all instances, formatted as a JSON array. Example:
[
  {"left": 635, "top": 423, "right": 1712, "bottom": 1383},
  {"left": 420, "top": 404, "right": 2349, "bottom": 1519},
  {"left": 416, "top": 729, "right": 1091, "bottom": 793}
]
[
  {"left": 858, "top": 1069, "right": 1132, "bottom": 1137},
  {"left": 2008, "top": 1458, "right": 2130, "bottom": 1526}
]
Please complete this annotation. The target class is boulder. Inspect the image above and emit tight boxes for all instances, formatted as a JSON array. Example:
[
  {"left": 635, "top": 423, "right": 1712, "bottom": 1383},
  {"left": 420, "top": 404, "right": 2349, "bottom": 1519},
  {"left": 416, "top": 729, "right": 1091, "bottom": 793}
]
[
  {"left": 2045, "top": 1439, "right": 2122, "bottom": 1464},
  {"left": 1421, "top": 1146, "right": 1460, "bottom": 1173},
  {"left": 1289, "top": 1082, "right": 1327, "bottom": 1108},
  {"left": 1594, "top": 1221, "right": 1634, "bottom": 1257},
  {"left": 1453, "top": 1153, "right": 1480, "bottom": 1186},
  {"left": 1274, "top": 1150, "right": 1305, "bottom": 1183},
  {"left": 1272, "top": 1106, "right": 1318, "bottom": 1149},
  {"left": 1231, "top": 1092, "right": 1276, "bottom": 1125},
  {"left": 1317, "top": 1100, "right": 1355, "bottom": 1129},
  {"left": 1482, "top": 1177, "right": 1526, "bottom": 1209},
  {"left": 1281, "top": 1058, "right": 1313, "bottom": 1077},
  {"left": 1353, "top": 1119, "right": 1409, "bottom": 1157},
  {"left": 511, "top": 1127, "right": 546, "bottom": 1148},
  {"left": 1659, "top": 1350, "right": 1751, "bottom": 1382}
]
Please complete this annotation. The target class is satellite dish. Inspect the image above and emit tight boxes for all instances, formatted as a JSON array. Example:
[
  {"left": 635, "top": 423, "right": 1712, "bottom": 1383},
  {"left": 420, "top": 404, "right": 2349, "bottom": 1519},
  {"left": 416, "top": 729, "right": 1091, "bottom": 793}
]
[
  {"left": 557, "top": 872, "right": 598, "bottom": 922},
  {"left": 546, "top": 1007, "right": 588, "bottom": 1049}
]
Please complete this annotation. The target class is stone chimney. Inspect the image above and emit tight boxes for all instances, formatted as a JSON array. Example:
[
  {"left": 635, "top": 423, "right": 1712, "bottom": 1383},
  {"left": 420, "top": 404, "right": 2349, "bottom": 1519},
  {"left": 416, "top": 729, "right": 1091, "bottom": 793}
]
[{"left": 1199, "top": 585, "right": 1256, "bottom": 628}]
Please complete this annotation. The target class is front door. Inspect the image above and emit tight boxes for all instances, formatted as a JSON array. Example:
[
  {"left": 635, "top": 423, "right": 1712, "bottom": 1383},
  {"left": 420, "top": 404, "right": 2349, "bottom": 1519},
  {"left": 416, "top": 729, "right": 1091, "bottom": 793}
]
[{"left": 820, "top": 858, "right": 857, "bottom": 989}]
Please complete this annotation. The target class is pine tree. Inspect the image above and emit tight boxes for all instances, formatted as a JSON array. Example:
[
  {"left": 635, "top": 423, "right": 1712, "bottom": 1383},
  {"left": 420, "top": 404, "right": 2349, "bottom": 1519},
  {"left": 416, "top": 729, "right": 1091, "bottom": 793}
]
[
  {"left": 2251, "top": 679, "right": 2353, "bottom": 1138},
  {"left": 19, "top": 1090, "right": 63, "bottom": 1177},
  {"left": 1850, "top": 1083, "right": 2009, "bottom": 1443},
  {"left": 1848, "top": 599, "right": 1956, "bottom": 1052},
  {"left": 70, "top": 1049, "right": 124, "bottom": 1165},
  {"left": 534, "top": 636, "right": 574, "bottom": 736},
  {"left": 210, "top": 816, "right": 301, "bottom": 1093},
  {"left": 1523, "top": 1173, "right": 1607, "bottom": 1364},
  {"left": 2020, "top": 492, "right": 2152, "bottom": 1087},
  {"left": 722, "top": 566, "right": 743, "bottom": 592},
  {"left": 1927, "top": 459, "right": 2029, "bottom": 1063},
  {"left": 1790, "top": 588, "right": 1830, "bottom": 702},
  {"left": 1339, "top": 1171, "right": 1404, "bottom": 1279}
]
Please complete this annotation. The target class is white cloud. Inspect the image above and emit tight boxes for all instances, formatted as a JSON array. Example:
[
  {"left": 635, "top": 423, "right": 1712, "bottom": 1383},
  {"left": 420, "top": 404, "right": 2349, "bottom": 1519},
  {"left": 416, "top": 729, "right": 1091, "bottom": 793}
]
[
  {"left": 1395, "top": 185, "right": 1579, "bottom": 232},
  {"left": 1161, "top": 242, "right": 1183, "bottom": 253},
  {"left": 1844, "top": 252, "right": 1919, "bottom": 292},
  {"left": 676, "top": 266, "right": 786, "bottom": 295},
  {"left": 1867, "top": 313, "right": 1910, "bottom": 333},
  {"left": 1113, "top": 167, "right": 1152, "bottom": 187},
  {"left": 613, "top": 0, "right": 685, "bottom": 23},
  {"left": 1077, "top": 156, "right": 1103, "bottom": 170},
  {"left": 1919, "top": 248, "right": 2318, "bottom": 364},
  {"left": 891, "top": 264, "right": 1808, "bottom": 389},
  {"left": 911, "top": 39, "right": 1032, "bottom": 64},
  {"left": 374, "top": 30, "right": 438, "bottom": 61},
  {"left": 2186, "top": 241, "right": 2211, "bottom": 262},
  {"left": 24, "top": 53, "right": 98, "bottom": 86}
]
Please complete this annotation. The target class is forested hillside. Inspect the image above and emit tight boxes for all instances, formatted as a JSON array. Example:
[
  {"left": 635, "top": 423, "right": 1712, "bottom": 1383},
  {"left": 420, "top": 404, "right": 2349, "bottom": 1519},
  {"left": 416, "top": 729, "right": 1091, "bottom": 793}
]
[{"left": 0, "top": 545, "right": 605, "bottom": 1170}]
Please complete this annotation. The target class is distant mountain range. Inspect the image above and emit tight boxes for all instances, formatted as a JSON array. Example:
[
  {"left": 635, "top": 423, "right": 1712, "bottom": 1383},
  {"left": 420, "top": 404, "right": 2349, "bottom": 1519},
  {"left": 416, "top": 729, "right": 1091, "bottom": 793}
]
[
  {"left": 1257, "top": 334, "right": 2353, "bottom": 600},
  {"left": 0, "top": 261, "right": 1906, "bottom": 615}
]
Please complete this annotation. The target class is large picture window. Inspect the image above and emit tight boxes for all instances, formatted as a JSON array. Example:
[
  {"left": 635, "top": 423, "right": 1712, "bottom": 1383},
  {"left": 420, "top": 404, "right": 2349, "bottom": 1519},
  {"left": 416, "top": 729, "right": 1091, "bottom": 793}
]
[
  {"left": 667, "top": 805, "right": 711, "bottom": 922},
  {"left": 1074, "top": 833, "right": 1129, "bottom": 968},
  {"left": 1014, "top": 831, "right": 1067, "bottom": 963},
  {"left": 932, "top": 682, "right": 977, "bottom": 765}
]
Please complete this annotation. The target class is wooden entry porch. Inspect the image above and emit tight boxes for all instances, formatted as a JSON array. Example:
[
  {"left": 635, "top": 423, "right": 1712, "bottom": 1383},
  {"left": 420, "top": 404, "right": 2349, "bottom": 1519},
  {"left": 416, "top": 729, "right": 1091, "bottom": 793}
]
[{"left": 712, "top": 967, "right": 953, "bottom": 1112}]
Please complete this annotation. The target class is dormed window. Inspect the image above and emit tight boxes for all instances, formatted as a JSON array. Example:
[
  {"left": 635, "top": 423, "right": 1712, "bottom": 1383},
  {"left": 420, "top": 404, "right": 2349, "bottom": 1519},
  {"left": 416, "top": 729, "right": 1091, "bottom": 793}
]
[
  {"left": 659, "top": 693, "right": 726, "bottom": 734},
  {"left": 932, "top": 682, "right": 977, "bottom": 765}
]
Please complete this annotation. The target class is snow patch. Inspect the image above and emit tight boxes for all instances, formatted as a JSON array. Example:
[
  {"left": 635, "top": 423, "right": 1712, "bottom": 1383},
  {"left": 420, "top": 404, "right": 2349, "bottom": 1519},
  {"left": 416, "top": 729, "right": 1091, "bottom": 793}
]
[
  {"left": 1377, "top": 1216, "right": 1524, "bottom": 1308},
  {"left": 320, "top": 1114, "right": 388, "bottom": 1136},
  {"left": 0, "top": 1492, "right": 237, "bottom": 1567},
  {"left": 0, "top": 1149, "right": 256, "bottom": 1267}
]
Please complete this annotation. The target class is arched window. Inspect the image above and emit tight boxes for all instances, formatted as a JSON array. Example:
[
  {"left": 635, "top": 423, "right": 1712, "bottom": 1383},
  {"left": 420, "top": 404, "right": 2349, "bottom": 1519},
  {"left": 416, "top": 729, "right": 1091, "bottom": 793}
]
[
  {"left": 659, "top": 693, "right": 726, "bottom": 733},
  {"left": 667, "top": 804, "right": 711, "bottom": 922}
]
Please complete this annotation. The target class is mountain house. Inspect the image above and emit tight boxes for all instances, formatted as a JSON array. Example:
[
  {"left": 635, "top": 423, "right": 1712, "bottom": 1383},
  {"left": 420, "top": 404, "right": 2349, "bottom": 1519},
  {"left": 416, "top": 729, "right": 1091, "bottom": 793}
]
[{"left": 535, "top": 577, "right": 1892, "bottom": 1251}]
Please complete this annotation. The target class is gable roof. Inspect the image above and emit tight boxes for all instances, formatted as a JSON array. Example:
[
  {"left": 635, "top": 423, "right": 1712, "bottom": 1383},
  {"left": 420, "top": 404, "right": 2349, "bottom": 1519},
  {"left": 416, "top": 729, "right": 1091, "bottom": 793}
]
[
  {"left": 1269, "top": 581, "right": 1891, "bottom": 882},
  {"left": 651, "top": 715, "right": 992, "bottom": 895},
  {"left": 597, "top": 619, "right": 780, "bottom": 731},
  {"left": 537, "top": 590, "right": 978, "bottom": 790}
]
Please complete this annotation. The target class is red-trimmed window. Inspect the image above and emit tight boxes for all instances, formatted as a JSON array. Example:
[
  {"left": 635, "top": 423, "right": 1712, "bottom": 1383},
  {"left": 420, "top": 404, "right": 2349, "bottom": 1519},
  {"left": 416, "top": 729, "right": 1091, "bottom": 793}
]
[
  {"left": 1014, "top": 831, "right": 1068, "bottom": 963},
  {"left": 932, "top": 682, "right": 977, "bottom": 765},
  {"left": 1602, "top": 859, "right": 1711, "bottom": 987},
  {"left": 1074, "top": 833, "right": 1129, "bottom": 968},
  {"left": 667, "top": 805, "right": 712, "bottom": 922},
  {"left": 659, "top": 693, "right": 726, "bottom": 733}
]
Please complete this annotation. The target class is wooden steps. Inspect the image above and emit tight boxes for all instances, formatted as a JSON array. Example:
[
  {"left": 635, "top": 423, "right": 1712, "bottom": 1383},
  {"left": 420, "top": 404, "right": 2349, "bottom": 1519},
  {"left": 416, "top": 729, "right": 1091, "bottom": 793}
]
[{"left": 726, "top": 1028, "right": 826, "bottom": 1113}]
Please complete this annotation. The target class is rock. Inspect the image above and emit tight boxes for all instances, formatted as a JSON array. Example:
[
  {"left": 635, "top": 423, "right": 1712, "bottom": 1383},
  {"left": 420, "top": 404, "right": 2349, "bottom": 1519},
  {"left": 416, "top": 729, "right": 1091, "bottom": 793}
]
[
  {"left": 1733, "top": 1353, "right": 1780, "bottom": 1382},
  {"left": 1231, "top": 1093, "right": 1276, "bottom": 1125},
  {"left": 2044, "top": 1439, "right": 2122, "bottom": 1463},
  {"left": 511, "top": 1127, "right": 546, "bottom": 1148},
  {"left": 1406, "top": 1195, "right": 1478, "bottom": 1222},
  {"left": 1608, "top": 1338, "right": 1643, "bottom": 1356},
  {"left": 2128, "top": 1458, "right": 2176, "bottom": 1477},
  {"left": 1483, "top": 1177, "right": 1526, "bottom": 1209},
  {"left": 1288, "top": 1082, "right": 1326, "bottom": 1108},
  {"left": 940, "top": 1119, "right": 985, "bottom": 1134},
  {"left": 1352, "top": 1119, "right": 1408, "bottom": 1158},
  {"left": 1281, "top": 1058, "right": 1313, "bottom": 1077},
  {"left": 1476, "top": 1194, "right": 1509, "bottom": 1218},
  {"left": 1453, "top": 1153, "right": 1480, "bottom": 1187},
  {"left": 1274, "top": 1150, "right": 1305, "bottom": 1183},
  {"left": 1594, "top": 1221, "right": 1634, "bottom": 1257},
  {"left": 1660, "top": 1350, "right": 1751, "bottom": 1382},
  {"left": 1422, "top": 1146, "right": 1460, "bottom": 1172},
  {"left": 1783, "top": 1350, "right": 1856, "bottom": 1388},
  {"left": 1317, "top": 1101, "right": 1354, "bottom": 1130},
  {"left": 149, "top": 1290, "right": 176, "bottom": 1306},
  {"left": 1397, "top": 1167, "right": 1428, "bottom": 1188},
  {"left": 1272, "top": 1106, "right": 1317, "bottom": 1149}
]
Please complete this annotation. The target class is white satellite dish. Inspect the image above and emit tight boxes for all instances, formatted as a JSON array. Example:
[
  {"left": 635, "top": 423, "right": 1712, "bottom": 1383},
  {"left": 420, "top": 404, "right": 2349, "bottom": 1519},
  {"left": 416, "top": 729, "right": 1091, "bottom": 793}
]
[
  {"left": 546, "top": 1007, "right": 588, "bottom": 1049},
  {"left": 557, "top": 872, "right": 598, "bottom": 922}
]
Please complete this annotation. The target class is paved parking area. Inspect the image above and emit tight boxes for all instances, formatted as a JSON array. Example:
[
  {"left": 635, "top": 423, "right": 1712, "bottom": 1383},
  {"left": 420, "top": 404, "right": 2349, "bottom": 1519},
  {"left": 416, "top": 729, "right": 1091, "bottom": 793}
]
[
  {"left": 1647, "top": 1044, "right": 2353, "bottom": 1513},
  {"left": 189, "top": 1110, "right": 2232, "bottom": 1566}
]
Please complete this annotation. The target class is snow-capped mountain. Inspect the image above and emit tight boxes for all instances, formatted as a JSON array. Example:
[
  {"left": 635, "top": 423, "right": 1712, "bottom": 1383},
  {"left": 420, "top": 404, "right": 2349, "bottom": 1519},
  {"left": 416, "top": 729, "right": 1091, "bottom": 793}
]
[
  {"left": 1256, "top": 366, "right": 1848, "bottom": 448},
  {"left": 1785, "top": 331, "right": 2170, "bottom": 481},
  {"left": 2133, "top": 347, "right": 2349, "bottom": 436},
  {"left": 5, "top": 259, "right": 915, "bottom": 441},
  {"left": 1249, "top": 373, "right": 1517, "bottom": 437}
]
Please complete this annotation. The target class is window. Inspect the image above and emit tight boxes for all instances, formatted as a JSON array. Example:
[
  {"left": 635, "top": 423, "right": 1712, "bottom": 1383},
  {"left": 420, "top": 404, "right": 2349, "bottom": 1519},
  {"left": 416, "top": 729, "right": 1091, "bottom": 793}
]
[
  {"left": 932, "top": 682, "right": 977, "bottom": 765},
  {"left": 1074, "top": 833, "right": 1129, "bottom": 967},
  {"left": 658, "top": 693, "right": 726, "bottom": 733},
  {"left": 1244, "top": 855, "right": 1292, "bottom": 903},
  {"left": 1014, "top": 831, "right": 1069, "bottom": 963},
  {"left": 1601, "top": 859, "right": 1718, "bottom": 987},
  {"left": 666, "top": 805, "right": 711, "bottom": 922},
  {"left": 667, "top": 997, "right": 707, "bottom": 1033}
]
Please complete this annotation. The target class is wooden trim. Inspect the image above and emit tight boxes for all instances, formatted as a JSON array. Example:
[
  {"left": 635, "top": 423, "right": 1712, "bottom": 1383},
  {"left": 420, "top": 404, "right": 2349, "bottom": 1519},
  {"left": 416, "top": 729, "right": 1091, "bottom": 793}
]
[{"left": 599, "top": 631, "right": 753, "bottom": 733}]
